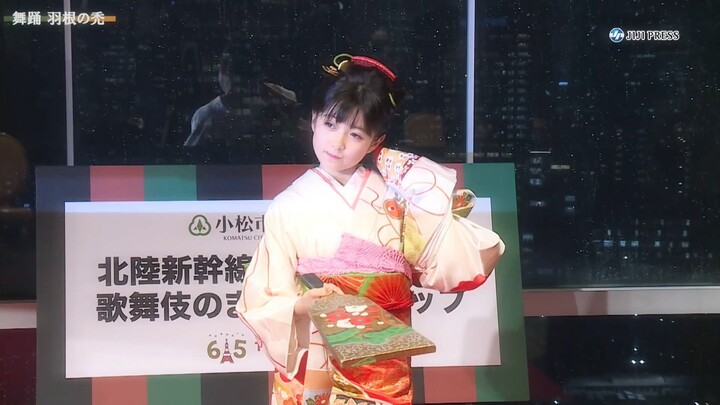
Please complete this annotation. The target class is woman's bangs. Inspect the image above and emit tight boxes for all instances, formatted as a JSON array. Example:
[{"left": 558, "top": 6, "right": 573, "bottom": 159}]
[{"left": 323, "top": 102, "right": 369, "bottom": 133}]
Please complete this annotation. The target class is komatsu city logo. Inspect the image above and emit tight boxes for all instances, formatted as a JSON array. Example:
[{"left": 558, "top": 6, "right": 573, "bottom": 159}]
[{"left": 609, "top": 27, "right": 680, "bottom": 43}]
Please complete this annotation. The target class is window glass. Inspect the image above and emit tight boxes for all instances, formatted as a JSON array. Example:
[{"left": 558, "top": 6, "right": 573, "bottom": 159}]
[
  {"left": 474, "top": 2, "right": 720, "bottom": 287},
  {"left": 1, "top": 0, "right": 66, "bottom": 300},
  {"left": 71, "top": 1, "right": 467, "bottom": 165}
]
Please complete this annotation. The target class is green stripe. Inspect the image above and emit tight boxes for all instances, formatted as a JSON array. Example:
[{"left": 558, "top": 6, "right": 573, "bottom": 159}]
[
  {"left": 144, "top": 166, "right": 197, "bottom": 201},
  {"left": 144, "top": 167, "right": 198, "bottom": 404},
  {"left": 147, "top": 375, "right": 201, "bottom": 405},
  {"left": 464, "top": 163, "right": 529, "bottom": 402}
]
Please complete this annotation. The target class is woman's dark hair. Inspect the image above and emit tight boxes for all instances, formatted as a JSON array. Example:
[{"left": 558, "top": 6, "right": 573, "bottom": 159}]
[{"left": 311, "top": 62, "right": 404, "bottom": 138}]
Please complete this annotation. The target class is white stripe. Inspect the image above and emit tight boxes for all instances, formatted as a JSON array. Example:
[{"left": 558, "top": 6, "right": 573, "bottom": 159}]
[
  {"left": 0, "top": 303, "right": 37, "bottom": 329},
  {"left": 64, "top": 0, "right": 74, "bottom": 166},
  {"left": 523, "top": 287, "right": 720, "bottom": 316},
  {"left": 466, "top": 0, "right": 476, "bottom": 163}
]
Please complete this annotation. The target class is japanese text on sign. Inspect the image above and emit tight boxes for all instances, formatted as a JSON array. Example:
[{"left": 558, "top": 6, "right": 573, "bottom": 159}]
[
  {"left": 96, "top": 290, "right": 242, "bottom": 323},
  {"left": 97, "top": 254, "right": 251, "bottom": 286},
  {"left": 96, "top": 254, "right": 252, "bottom": 323}
]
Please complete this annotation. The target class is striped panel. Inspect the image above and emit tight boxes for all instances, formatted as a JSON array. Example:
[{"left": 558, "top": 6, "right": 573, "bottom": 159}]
[
  {"left": 410, "top": 367, "right": 425, "bottom": 404},
  {"left": 261, "top": 164, "right": 314, "bottom": 199},
  {"left": 90, "top": 166, "right": 144, "bottom": 201},
  {"left": 144, "top": 166, "right": 196, "bottom": 201},
  {"left": 423, "top": 366, "right": 478, "bottom": 403},
  {"left": 147, "top": 375, "right": 201, "bottom": 405},
  {"left": 89, "top": 166, "right": 148, "bottom": 404},
  {"left": 200, "top": 372, "right": 271, "bottom": 405},
  {"left": 93, "top": 376, "right": 148, "bottom": 405},
  {"left": 196, "top": 165, "right": 263, "bottom": 200}
]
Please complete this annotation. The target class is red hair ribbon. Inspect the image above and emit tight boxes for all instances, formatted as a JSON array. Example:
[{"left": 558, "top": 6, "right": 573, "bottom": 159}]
[
  {"left": 350, "top": 56, "right": 397, "bottom": 82},
  {"left": 331, "top": 53, "right": 397, "bottom": 82},
  {"left": 325, "top": 53, "right": 398, "bottom": 107}
]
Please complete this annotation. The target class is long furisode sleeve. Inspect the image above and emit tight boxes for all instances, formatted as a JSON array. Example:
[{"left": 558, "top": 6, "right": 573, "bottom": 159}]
[
  {"left": 376, "top": 148, "right": 505, "bottom": 293},
  {"left": 235, "top": 203, "right": 309, "bottom": 378}
]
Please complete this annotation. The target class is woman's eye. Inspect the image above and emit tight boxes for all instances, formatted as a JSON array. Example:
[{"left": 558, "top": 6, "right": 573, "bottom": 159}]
[{"left": 324, "top": 121, "right": 335, "bottom": 129}]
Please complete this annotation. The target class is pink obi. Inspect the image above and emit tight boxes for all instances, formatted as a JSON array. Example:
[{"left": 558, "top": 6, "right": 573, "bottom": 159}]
[{"left": 297, "top": 233, "right": 412, "bottom": 280}]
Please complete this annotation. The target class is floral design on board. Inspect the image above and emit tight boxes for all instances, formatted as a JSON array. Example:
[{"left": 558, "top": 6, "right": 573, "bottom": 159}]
[{"left": 305, "top": 392, "right": 331, "bottom": 405}]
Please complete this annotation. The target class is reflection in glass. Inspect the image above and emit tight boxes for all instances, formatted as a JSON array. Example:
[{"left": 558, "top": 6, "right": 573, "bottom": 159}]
[
  {"left": 72, "top": 1, "right": 468, "bottom": 165},
  {"left": 0, "top": 133, "right": 35, "bottom": 299}
]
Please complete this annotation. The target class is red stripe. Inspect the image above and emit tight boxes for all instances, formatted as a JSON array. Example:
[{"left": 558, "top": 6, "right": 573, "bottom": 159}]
[
  {"left": 423, "top": 366, "right": 477, "bottom": 403},
  {"left": 445, "top": 163, "right": 464, "bottom": 189},
  {"left": 90, "top": 166, "right": 144, "bottom": 201},
  {"left": 92, "top": 376, "right": 147, "bottom": 405},
  {"left": 261, "top": 165, "right": 313, "bottom": 200}
]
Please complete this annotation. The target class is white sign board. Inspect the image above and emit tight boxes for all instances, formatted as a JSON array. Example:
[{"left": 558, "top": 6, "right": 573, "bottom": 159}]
[{"left": 65, "top": 200, "right": 500, "bottom": 378}]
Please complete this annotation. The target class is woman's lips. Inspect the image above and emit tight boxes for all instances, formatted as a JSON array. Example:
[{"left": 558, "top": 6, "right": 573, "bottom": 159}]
[{"left": 325, "top": 151, "right": 341, "bottom": 160}]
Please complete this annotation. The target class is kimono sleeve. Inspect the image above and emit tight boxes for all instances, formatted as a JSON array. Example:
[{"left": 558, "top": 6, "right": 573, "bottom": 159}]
[
  {"left": 235, "top": 203, "right": 310, "bottom": 377},
  {"left": 385, "top": 155, "right": 505, "bottom": 293}
]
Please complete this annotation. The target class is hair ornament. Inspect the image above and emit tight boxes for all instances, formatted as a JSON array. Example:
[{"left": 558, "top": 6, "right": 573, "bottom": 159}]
[
  {"left": 322, "top": 65, "right": 339, "bottom": 76},
  {"left": 322, "top": 53, "right": 399, "bottom": 108},
  {"left": 350, "top": 56, "right": 397, "bottom": 82},
  {"left": 388, "top": 92, "right": 397, "bottom": 108},
  {"left": 324, "top": 53, "right": 397, "bottom": 82}
]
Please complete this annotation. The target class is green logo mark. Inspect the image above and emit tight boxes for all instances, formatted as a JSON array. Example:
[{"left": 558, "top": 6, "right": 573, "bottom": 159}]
[{"left": 189, "top": 215, "right": 211, "bottom": 236}]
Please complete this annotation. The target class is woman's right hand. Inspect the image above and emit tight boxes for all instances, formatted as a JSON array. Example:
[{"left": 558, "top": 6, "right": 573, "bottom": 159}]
[{"left": 294, "top": 284, "right": 344, "bottom": 316}]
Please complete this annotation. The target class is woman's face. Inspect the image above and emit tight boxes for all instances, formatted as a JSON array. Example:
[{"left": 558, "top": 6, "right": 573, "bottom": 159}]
[{"left": 311, "top": 112, "right": 384, "bottom": 185}]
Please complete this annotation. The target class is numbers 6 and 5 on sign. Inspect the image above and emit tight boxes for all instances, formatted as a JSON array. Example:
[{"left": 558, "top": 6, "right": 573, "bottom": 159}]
[{"left": 207, "top": 339, "right": 247, "bottom": 364}]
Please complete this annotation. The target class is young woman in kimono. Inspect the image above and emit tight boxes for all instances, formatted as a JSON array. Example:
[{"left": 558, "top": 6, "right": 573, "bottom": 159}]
[{"left": 237, "top": 54, "right": 505, "bottom": 405}]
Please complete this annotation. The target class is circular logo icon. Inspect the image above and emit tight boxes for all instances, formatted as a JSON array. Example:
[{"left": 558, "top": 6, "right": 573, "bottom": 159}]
[
  {"left": 609, "top": 28, "right": 625, "bottom": 43},
  {"left": 189, "top": 215, "right": 211, "bottom": 236}
]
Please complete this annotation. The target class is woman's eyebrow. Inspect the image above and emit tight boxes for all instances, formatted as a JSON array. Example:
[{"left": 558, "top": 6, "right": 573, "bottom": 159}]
[{"left": 350, "top": 125, "right": 368, "bottom": 132}]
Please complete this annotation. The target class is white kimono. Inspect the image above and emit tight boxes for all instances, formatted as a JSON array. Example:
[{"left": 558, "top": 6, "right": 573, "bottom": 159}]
[{"left": 236, "top": 156, "right": 505, "bottom": 380}]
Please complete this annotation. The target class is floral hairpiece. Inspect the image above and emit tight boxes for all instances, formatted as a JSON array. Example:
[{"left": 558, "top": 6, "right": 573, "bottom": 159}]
[{"left": 322, "top": 53, "right": 398, "bottom": 107}]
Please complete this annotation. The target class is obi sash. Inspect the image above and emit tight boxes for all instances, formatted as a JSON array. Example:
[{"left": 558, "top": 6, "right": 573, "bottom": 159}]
[{"left": 297, "top": 233, "right": 415, "bottom": 404}]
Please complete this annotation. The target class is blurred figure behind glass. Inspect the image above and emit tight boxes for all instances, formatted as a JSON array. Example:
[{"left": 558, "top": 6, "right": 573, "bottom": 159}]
[{"left": 184, "top": 34, "right": 305, "bottom": 163}]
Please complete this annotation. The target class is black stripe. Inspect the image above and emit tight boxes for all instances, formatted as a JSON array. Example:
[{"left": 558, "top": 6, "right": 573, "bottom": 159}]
[
  {"left": 411, "top": 367, "right": 425, "bottom": 404},
  {"left": 196, "top": 165, "right": 263, "bottom": 200},
  {"left": 201, "top": 372, "right": 269, "bottom": 405},
  {"left": 36, "top": 166, "right": 92, "bottom": 405}
]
